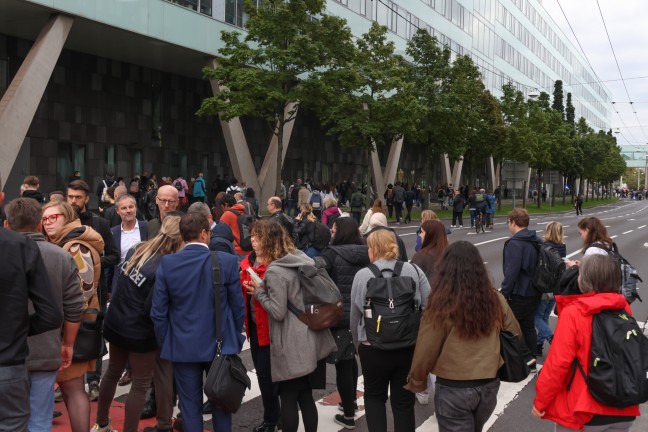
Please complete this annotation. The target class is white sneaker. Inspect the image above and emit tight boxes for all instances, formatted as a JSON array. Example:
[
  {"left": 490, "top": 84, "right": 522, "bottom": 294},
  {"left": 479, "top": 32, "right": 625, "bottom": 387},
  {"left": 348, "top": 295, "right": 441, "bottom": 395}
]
[
  {"left": 450, "top": 225, "right": 456, "bottom": 228},
  {"left": 459, "top": 225, "right": 463, "bottom": 228}
]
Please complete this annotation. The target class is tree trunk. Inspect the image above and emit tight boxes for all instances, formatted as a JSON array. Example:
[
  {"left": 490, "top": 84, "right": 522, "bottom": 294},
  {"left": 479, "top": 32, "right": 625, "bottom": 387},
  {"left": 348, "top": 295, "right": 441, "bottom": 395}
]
[
  {"left": 537, "top": 169, "right": 542, "bottom": 209},
  {"left": 562, "top": 175, "right": 566, "bottom": 205},
  {"left": 275, "top": 116, "right": 284, "bottom": 196},
  {"left": 365, "top": 147, "right": 374, "bottom": 210},
  {"left": 522, "top": 180, "right": 527, "bottom": 208}
]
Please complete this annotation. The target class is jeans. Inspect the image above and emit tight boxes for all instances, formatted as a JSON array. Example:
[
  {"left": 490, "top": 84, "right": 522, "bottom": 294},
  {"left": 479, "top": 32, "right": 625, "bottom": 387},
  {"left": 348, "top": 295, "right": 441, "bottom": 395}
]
[
  {"left": 28, "top": 370, "right": 57, "bottom": 432},
  {"left": 358, "top": 344, "right": 415, "bottom": 432},
  {"left": 508, "top": 295, "right": 542, "bottom": 356},
  {"left": 351, "top": 211, "right": 361, "bottom": 226},
  {"left": 434, "top": 379, "right": 500, "bottom": 432},
  {"left": 404, "top": 204, "right": 413, "bottom": 223},
  {"left": 394, "top": 202, "right": 404, "bottom": 222},
  {"left": 535, "top": 298, "right": 556, "bottom": 346},
  {"left": 469, "top": 209, "right": 477, "bottom": 227},
  {"left": 0, "top": 364, "right": 30, "bottom": 432}
]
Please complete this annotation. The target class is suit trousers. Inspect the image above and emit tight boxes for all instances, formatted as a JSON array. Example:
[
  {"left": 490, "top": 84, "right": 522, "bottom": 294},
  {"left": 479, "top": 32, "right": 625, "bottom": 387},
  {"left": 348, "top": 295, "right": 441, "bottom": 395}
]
[
  {"left": 153, "top": 351, "right": 175, "bottom": 429},
  {"left": 173, "top": 362, "right": 231, "bottom": 432}
]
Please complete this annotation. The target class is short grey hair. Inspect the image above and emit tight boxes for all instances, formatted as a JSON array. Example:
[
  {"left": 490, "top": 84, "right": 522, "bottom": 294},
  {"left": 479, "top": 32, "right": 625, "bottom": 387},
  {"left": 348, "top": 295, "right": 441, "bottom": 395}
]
[{"left": 187, "top": 201, "right": 211, "bottom": 220}]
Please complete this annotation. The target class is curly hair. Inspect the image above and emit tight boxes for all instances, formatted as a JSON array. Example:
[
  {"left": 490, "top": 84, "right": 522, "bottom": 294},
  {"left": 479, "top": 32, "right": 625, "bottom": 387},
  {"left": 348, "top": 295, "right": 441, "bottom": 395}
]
[
  {"left": 251, "top": 219, "right": 296, "bottom": 262},
  {"left": 424, "top": 241, "right": 501, "bottom": 339}
]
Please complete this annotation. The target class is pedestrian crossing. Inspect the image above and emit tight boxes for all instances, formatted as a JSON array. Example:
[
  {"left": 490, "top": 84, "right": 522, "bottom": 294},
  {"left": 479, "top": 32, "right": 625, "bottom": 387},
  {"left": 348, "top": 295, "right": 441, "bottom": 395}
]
[{"left": 57, "top": 340, "right": 540, "bottom": 432}]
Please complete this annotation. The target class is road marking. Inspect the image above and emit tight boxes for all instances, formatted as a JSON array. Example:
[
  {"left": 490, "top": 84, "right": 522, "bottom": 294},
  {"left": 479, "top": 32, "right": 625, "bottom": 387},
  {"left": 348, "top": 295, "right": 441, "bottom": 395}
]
[
  {"left": 536, "top": 222, "right": 548, "bottom": 225},
  {"left": 475, "top": 236, "right": 509, "bottom": 246},
  {"left": 399, "top": 233, "right": 417, "bottom": 236},
  {"left": 566, "top": 250, "right": 581, "bottom": 259},
  {"left": 611, "top": 235, "right": 618, "bottom": 239},
  {"left": 639, "top": 225, "right": 646, "bottom": 229},
  {"left": 622, "top": 230, "right": 634, "bottom": 235}
]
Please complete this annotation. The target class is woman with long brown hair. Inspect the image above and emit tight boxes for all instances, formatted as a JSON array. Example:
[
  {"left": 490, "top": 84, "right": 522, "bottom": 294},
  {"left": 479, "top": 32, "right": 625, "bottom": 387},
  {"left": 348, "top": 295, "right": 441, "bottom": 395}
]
[
  {"left": 41, "top": 201, "right": 104, "bottom": 432},
  {"left": 406, "top": 241, "right": 521, "bottom": 431},
  {"left": 410, "top": 220, "right": 449, "bottom": 283}
]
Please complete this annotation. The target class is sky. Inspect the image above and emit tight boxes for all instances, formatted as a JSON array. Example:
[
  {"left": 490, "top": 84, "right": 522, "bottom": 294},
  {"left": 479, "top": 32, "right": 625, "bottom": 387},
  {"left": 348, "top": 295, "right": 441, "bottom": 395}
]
[{"left": 539, "top": 0, "right": 648, "bottom": 153}]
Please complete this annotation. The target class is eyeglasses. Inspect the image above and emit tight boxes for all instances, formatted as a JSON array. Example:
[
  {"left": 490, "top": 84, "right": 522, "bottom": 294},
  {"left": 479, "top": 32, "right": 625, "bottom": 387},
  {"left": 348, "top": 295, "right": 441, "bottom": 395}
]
[
  {"left": 42, "top": 213, "right": 64, "bottom": 225},
  {"left": 157, "top": 198, "right": 178, "bottom": 206}
]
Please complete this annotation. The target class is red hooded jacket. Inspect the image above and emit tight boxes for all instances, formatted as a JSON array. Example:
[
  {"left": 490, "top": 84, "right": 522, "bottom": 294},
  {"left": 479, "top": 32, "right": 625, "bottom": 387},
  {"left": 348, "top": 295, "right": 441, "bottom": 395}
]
[
  {"left": 240, "top": 255, "right": 271, "bottom": 346},
  {"left": 534, "top": 292, "right": 640, "bottom": 430}
]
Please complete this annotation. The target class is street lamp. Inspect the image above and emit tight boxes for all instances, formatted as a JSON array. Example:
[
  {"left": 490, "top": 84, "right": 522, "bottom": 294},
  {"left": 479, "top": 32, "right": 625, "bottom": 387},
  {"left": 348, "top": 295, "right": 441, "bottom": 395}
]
[{"left": 636, "top": 170, "right": 641, "bottom": 191}]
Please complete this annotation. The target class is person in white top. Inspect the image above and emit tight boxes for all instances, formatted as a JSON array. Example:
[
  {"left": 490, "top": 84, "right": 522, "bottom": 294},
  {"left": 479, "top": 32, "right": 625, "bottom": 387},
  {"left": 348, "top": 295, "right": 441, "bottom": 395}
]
[
  {"left": 565, "top": 216, "right": 616, "bottom": 269},
  {"left": 115, "top": 195, "right": 144, "bottom": 260},
  {"left": 359, "top": 199, "right": 385, "bottom": 235}
]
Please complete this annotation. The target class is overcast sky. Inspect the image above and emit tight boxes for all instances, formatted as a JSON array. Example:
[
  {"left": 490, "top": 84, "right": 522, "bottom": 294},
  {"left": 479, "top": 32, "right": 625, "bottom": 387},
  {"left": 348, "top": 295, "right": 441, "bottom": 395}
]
[{"left": 539, "top": 0, "right": 647, "bottom": 150}]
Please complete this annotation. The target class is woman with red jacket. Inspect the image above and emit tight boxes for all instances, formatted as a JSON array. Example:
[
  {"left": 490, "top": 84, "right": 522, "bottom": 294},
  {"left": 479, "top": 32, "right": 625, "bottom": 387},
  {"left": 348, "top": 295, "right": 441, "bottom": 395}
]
[
  {"left": 532, "top": 254, "right": 639, "bottom": 431},
  {"left": 241, "top": 239, "right": 279, "bottom": 432}
]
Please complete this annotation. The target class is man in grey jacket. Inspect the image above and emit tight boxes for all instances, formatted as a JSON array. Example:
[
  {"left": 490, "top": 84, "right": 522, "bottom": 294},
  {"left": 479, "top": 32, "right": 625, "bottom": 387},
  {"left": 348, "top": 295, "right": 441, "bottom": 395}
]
[{"left": 4, "top": 198, "right": 84, "bottom": 431}]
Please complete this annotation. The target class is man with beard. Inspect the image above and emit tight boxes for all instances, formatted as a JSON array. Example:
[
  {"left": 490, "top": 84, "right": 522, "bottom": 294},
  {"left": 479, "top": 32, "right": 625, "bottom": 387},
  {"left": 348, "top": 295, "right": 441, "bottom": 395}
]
[{"left": 66, "top": 180, "right": 120, "bottom": 400}]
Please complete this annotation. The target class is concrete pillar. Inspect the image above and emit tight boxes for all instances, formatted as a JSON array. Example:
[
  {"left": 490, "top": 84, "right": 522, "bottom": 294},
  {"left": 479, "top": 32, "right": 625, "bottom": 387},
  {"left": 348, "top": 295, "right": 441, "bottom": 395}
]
[
  {"left": 441, "top": 154, "right": 452, "bottom": 185},
  {"left": 451, "top": 157, "right": 464, "bottom": 189},
  {"left": 207, "top": 60, "right": 260, "bottom": 195},
  {"left": 207, "top": 60, "right": 297, "bottom": 206},
  {"left": 370, "top": 137, "right": 404, "bottom": 204},
  {"left": 487, "top": 156, "right": 496, "bottom": 190},
  {"left": 0, "top": 14, "right": 74, "bottom": 190}
]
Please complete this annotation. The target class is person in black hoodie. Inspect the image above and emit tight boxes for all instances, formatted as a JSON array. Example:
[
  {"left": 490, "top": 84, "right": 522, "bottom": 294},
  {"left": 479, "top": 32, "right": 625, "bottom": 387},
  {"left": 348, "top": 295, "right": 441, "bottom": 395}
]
[
  {"left": 501, "top": 208, "right": 540, "bottom": 364},
  {"left": 320, "top": 217, "right": 369, "bottom": 429},
  {"left": 21, "top": 175, "right": 46, "bottom": 204},
  {"left": 451, "top": 190, "right": 465, "bottom": 228},
  {"left": 92, "top": 215, "right": 182, "bottom": 432}
]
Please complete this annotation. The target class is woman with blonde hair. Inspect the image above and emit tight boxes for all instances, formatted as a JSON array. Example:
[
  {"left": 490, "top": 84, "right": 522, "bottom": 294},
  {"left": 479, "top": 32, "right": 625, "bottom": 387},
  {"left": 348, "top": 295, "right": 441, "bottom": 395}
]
[
  {"left": 41, "top": 201, "right": 104, "bottom": 432},
  {"left": 245, "top": 220, "right": 336, "bottom": 432},
  {"left": 535, "top": 221, "right": 566, "bottom": 356},
  {"left": 359, "top": 199, "right": 384, "bottom": 235},
  {"left": 295, "top": 203, "right": 331, "bottom": 258},
  {"left": 350, "top": 229, "right": 430, "bottom": 432},
  {"left": 91, "top": 216, "right": 182, "bottom": 432}
]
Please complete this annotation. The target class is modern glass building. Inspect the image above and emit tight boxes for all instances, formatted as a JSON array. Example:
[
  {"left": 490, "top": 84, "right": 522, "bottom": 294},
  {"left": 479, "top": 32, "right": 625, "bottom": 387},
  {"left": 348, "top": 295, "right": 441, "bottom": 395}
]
[{"left": 0, "top": 0, "right": 611, "bottom": 203}]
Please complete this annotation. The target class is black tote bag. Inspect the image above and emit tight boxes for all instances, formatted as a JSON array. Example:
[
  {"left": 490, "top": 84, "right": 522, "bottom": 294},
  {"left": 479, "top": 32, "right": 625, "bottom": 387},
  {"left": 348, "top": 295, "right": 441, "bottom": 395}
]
[{"left": 498, "top": 330, "right": 531, "bottom": 383}]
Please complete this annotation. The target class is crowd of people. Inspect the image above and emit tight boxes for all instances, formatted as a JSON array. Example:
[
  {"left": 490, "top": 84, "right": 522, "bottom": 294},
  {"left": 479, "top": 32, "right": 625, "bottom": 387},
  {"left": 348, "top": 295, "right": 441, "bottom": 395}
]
[{"left": 0, "top": 169, "right": 643, "bottom": 432}]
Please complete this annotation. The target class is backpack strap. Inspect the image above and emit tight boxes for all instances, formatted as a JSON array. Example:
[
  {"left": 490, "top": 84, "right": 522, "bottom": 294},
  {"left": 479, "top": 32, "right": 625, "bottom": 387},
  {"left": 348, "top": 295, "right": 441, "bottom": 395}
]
[
  {"left": 367, "top": 263, "right": 384, "bottom": 278},
  {"left": 393, "top": 260, "right": 405, "bottom": 277},
  {"left": 566, "top": 358, "right": 588, "bottom": 391}
]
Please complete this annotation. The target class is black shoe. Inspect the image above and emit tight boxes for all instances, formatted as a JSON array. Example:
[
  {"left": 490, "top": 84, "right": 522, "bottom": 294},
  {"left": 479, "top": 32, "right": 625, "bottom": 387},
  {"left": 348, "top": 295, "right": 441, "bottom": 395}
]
[
  {"left": 337, "top": 402, "right": 359, "bottom": 413},
  {"left": 140, "top": 396, "right": 157, "bottom": 419},
  {"left": 537, "top": 344, "right": 543, "bottom": 356},
  {"left": 253, "top": 422, "right": 277, "bottom": 432},
  {"left": 201, "top": 401, "right": 211, "bottom": 414},
  {"left": 53, "top": 411, "right": 62, "bottom": 418},
  {"left": 334, "top": 414, "right": 356, "bottom": 430}
]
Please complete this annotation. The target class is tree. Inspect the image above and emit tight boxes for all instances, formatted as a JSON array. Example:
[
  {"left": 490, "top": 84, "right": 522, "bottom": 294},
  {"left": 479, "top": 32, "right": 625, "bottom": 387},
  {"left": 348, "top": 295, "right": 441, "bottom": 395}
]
[
  {"left": 566, "top": 92, "right": 575, "bottom": 129},
  {"left": 552, "top": 80, "right": 565, "bottom": 120},
  {"left": 310, "top": 22, "right": 424, "bottom": 200},
  {"left": 198, "top": 0, "right": 355, "bottom": 195}
]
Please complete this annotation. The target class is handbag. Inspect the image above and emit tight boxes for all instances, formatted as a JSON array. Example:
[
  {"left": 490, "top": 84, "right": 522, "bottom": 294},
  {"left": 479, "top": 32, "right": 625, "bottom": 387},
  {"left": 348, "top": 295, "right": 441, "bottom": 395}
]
[
  {"left": 72, "top": 308, "right": 105, "bottom": 362},
  {"left": 498, "top": 330, "right": 531, "bottom": 383},
  {"left": 203, "top": 253, "right": 251, "bottom": 414}
]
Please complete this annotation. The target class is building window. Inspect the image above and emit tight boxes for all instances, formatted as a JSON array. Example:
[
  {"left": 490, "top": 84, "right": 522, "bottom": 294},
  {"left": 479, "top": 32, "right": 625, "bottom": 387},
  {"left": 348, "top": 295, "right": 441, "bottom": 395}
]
[
  {"left": 105, "top": 144, "right": 115, "bottom": 177},
  {"left": 133, "top": 149, "right": 142, "bottom": 177},
  {"left": 57, "top": 142, "right": 86, "bottom": 190},
  {"left": 226, "top": 0, "right": 244, "bottom": 27}
]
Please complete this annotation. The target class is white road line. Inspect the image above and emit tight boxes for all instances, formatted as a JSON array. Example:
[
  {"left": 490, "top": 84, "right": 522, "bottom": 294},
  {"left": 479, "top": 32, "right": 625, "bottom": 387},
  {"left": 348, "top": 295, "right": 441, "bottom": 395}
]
[
  {"left": 611, "top": 235, "right": 618, "bottom": 239},
  {"left": 639, "top": 225, "right": 646, "bottom": 229},
  {"left": 399, "top": 233, "right": 417, "bottom": 236},
  {"left": 565, "top": 250, "right": 581, "bottom": 259},
  {"left": 622, "top": 230, "right": 634, "bottom": 235},
  {"left": 475, "top": 236, "right": 510, "bottom": 246}
]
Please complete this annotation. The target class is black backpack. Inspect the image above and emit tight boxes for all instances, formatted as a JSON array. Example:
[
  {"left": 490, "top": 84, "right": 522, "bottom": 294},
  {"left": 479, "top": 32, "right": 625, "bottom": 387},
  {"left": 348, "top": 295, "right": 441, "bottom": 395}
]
[
  {"left": 570, "top": 309, "right": 648, "bottom": 408},
  {"left": 173, "top": 180, "right": 183, "bottom": 191},
  {"left": 364, "top": 261, "right": 421, "bottom": 350},
  {"left": 229, "top": 209, "right": 253, "bottom": 251},
  {"left": 530, "top": 242, "right": 566, "bottom": 294},
  {"left": 287, "top": 261, "right": 343, "bottom": 331}
]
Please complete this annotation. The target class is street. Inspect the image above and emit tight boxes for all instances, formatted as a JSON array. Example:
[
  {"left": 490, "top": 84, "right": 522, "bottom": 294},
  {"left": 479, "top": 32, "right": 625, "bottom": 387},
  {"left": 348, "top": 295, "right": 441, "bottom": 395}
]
[{"left": 52, "top": 199, "right": 648, "bottom": 432}]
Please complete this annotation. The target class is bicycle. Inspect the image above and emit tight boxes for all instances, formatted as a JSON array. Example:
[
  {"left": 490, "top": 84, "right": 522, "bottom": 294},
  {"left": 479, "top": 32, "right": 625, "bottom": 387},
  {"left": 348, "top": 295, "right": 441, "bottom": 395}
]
[{"left": 475, "top": 211, "right": 486, "bottom": 234}]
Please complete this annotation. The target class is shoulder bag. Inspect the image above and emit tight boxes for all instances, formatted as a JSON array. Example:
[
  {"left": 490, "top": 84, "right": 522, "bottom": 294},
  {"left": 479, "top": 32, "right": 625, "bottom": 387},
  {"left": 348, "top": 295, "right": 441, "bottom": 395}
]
[{"left": 203, "top": 252, "right": 251, "bottom": 414}]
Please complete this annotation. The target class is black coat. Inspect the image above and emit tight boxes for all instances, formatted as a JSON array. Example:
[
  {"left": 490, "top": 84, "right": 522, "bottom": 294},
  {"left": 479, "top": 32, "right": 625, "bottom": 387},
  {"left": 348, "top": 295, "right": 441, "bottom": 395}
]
[{"left": 321, "top": 244, "right": 370, "bottom": 328}]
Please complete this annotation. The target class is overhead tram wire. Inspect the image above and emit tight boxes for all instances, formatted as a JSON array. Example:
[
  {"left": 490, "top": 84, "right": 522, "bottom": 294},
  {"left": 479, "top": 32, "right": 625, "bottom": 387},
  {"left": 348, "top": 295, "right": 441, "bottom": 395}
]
[
  {"left": 553, "top": 0, "right": 638, "bottom": 144},
  {"left": 595, "top": 0, "right": 648, "bottom": 143}
]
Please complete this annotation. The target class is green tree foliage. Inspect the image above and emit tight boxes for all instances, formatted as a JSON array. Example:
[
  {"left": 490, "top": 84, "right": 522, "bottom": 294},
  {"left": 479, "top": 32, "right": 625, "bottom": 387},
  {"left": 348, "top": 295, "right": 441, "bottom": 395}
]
[
  {"left": 198, "top": 0, "right": 355, "bottom": 195},
  {"left": 552, "top": 80, "right": 565, "bottom": 120},
  {"left": 566, "top": 92, "right": 575, "bottom": 128}
]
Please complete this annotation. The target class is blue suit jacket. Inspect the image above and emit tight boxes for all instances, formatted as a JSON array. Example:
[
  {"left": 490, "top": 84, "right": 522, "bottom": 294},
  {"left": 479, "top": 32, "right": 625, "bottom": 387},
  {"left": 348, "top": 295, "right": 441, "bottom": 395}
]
[
  {"left": 151, "top": 244, "right": 245, "bottom": 362},
  {"left": 110, "top": 220, "right": 148, "bottom": 293}
]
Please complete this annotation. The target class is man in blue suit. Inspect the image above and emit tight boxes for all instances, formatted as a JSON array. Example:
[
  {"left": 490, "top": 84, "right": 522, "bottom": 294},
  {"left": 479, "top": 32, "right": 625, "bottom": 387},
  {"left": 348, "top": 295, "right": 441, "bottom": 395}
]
[{"left": 151, "top": 212, "right": 245, "bottom": 432}]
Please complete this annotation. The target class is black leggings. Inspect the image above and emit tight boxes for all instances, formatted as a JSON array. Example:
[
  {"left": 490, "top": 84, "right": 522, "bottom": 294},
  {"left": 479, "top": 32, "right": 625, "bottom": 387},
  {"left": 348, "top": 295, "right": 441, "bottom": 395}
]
[{"left": 280, "top": 388, "right": 317, "bottom": 432}]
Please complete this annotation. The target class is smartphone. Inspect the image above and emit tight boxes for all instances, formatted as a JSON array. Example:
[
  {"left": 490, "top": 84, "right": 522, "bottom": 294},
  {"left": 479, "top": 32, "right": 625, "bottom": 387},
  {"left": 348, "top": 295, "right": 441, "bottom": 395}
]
[{"left": 246, "top": 267, "right": 263, "bottom": 284}]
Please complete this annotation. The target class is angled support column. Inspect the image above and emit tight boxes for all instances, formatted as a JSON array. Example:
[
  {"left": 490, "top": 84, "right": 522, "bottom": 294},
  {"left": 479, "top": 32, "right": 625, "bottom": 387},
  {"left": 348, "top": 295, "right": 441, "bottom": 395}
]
[
  {"left": 0, "top": 14, "right": 74, "bottom": 189},
  {"left": 207, "top": 59, "right": 297, "bottom": 205},
  {"left": 370, "top": 137, "right": 404, "bottom": 203},
  {"left": 487, "top": 156, "right": 496, "bottom": 190},
  {"left": 441, "top": 154, "right": 452, "bottom": 185},
  {"left": 451, "top": 157, "right": 464, "bottom": 189}
]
